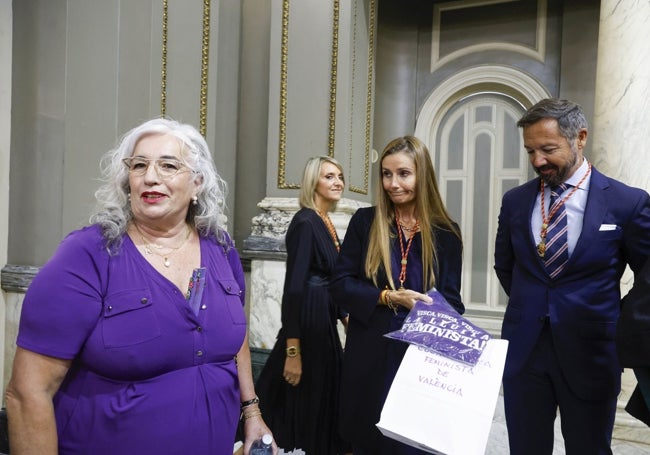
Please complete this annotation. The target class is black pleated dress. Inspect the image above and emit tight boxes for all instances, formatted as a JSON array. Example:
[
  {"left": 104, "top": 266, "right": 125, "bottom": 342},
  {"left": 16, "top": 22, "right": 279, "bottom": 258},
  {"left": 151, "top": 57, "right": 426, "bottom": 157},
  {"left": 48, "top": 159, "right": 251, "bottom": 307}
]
[{"left": 256, "top": 208, "right": 348, "bottom": 455}]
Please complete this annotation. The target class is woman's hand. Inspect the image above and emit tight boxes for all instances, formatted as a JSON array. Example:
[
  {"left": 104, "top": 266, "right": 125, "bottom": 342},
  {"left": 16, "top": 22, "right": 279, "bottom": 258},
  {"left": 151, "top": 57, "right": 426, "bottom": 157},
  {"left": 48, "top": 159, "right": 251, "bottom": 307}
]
[
  {"left": 242, "top": 412, "right": 278, "bottom": 455},
  {"left": 389, "top": 288, "right": 432, "bottom": 311},
  {"left": 283, "top": 338, "right": 302, "bottom": 387},
  {"left": 283, "top": 355, "right": 302, "bottom": 387}
]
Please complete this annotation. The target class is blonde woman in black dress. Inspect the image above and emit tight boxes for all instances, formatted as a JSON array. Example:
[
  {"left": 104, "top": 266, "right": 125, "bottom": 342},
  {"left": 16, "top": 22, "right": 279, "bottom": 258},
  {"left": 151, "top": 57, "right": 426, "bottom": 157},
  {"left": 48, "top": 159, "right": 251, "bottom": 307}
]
[{"left": 257, "top": 156, "right": 349, "bottom": 454}]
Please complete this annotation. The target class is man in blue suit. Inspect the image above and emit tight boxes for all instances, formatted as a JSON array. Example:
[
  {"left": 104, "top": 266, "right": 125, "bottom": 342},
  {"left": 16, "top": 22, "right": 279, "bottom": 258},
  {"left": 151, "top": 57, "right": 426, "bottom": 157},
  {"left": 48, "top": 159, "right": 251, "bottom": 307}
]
[{"left": 494, "top": 98, "right": 650, "bottom": 454}]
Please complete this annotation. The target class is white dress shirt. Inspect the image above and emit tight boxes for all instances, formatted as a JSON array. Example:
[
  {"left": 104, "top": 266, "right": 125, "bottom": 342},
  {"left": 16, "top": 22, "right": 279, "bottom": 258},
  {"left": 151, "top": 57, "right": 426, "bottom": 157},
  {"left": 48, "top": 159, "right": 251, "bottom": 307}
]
[{"left": 531, "top": 158, "right": 591, "bottom": 257}]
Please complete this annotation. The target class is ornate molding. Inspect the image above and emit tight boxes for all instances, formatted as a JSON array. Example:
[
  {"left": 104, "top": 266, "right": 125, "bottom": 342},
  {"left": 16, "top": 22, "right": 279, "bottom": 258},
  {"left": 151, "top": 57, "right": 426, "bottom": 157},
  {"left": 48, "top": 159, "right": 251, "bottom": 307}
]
[
  {"left": 276, "top": 0, "right": 295, "bottom": 189},
  {"left": 160, "top": 0, "right": 211, "bottom": 136},
  {"left": 277, "top": 0, "right": 342, "bottom": 188},
  {"left": 415, "top": 65, "right": 551, "bottom": 157},
  {"left": 327, "top": 0, "right": 340, "bottom": 156},
  {"left": 161, "top": 0, "right": 168, "bottom": 116},
  {"left": 199, "top": 0, "right": 211, "bottom": 137},
  {"left": 347, "top": 0, "right": 375, "bottom": 195},
  {"left": 246, "top": 196, "right": 368, "bottom": 241},
  {"left": 1, "top": 265, "right": 39, "bottom": 293},
  {"left": 276, "top": 0, "right": 375, "bottom": 193},
  {"left": 430, "top": 0, "right": 547, "bottom": 72}
]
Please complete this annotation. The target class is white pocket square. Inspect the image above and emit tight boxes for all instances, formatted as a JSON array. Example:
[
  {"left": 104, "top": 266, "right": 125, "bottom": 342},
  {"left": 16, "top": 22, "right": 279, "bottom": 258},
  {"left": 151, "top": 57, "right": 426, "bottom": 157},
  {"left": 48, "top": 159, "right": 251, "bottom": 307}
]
[{"left": 599, "top": 224, "right": 617, "bottom": 231}]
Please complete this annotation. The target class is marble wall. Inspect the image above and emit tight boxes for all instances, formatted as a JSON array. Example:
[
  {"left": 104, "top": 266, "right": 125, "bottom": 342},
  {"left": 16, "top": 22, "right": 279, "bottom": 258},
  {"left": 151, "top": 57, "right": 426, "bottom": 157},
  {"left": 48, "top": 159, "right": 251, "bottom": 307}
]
[
  {"left": 590, "top": 0, "right": 650, "bottom": 445},
  {"left": 592, "top": 0, "right": 650, "bottom": 193},
  {"left": 2, "top": 292, "right": 21, "bottom": 395},
  {"left": 249, "top": 260, "right": 286, "bottom": 349}
]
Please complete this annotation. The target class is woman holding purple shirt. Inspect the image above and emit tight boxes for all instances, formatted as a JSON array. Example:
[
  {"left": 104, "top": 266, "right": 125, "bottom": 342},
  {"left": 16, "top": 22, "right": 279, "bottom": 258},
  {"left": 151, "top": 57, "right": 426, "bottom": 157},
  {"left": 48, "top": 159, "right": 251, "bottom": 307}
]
[{"left": 5, "top": 118, "right": 275, "bottom": 455}]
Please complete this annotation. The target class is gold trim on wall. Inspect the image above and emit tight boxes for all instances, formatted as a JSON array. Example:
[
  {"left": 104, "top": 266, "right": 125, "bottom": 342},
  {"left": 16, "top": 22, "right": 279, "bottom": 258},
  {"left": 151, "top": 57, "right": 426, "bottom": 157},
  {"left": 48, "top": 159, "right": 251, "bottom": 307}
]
[
  {"left": 278, "top": 0, "right": 340, "bottom": 190},
  {"left": 327, "top": 0, "right": 340, "bottom": 156},
  {"left": 161, "top": 0, "right": 168, "bottom": 117},
  {"left": 278, "top": 0, "right": 340, "bottom": 189},
  {"left": 277, "top": 0, "right": 375, "bottom": 192},
  {"left": 199, "top": 0, "right": 211, "bottom": 137},
  {"left": 431, "top": 0, "right": 547, "bottom": 72},
  {"left": 277, "top": 0, "right": 296, "bottom": 188},
  {"left": 160, "top": 0, "right": 211, "bottom": 137},
  {"left": 348, "top": 0, "right": 375, "bottom": 195}
]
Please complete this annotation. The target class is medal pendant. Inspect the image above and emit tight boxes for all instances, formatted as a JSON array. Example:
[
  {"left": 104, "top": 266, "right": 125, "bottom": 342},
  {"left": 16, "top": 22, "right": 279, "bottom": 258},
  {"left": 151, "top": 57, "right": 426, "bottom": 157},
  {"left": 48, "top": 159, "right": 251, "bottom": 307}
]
[{"left": 537, "top": 241, "right": 546, "bottom": 258}]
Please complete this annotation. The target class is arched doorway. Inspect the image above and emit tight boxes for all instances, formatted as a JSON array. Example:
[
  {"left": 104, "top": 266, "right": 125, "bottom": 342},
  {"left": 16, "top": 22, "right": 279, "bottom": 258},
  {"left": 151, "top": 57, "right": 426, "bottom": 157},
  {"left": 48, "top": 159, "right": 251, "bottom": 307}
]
[{"left": 416, "top": 66, "right": 550, "bottom": 332}]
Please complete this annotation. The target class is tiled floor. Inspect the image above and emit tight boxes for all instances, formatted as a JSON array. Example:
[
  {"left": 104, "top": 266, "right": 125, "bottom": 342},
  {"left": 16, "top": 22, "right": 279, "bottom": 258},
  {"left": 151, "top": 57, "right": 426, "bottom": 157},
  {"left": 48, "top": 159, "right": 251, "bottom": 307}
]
[
  {"left": 247, "top": 392, "right": 650, "bottom": 454},
  {"left": 486, "top": 395, "right": 650, "bottom": 454}
]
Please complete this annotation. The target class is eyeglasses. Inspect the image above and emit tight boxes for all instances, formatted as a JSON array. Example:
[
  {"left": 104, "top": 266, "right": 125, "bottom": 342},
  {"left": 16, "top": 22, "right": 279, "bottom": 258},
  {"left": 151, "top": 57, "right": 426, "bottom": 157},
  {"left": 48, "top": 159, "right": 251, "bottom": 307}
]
[{"left": 122, "top": 157, "right": 194, "bottom": 180}]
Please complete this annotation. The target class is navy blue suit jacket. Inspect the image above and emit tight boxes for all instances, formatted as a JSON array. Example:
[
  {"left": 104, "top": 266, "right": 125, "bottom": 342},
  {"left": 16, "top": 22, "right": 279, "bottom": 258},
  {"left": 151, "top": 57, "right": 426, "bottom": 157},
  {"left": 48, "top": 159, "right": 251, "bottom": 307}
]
[{"left": 494, "top": 166, "right": 650, "bottom": 400}]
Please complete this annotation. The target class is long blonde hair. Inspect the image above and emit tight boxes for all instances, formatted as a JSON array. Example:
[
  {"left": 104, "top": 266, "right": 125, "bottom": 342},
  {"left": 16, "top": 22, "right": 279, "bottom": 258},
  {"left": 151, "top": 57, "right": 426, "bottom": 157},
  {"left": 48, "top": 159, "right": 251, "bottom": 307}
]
[{"left": 365, "top": 136, "right": 461, "bottom": 290}]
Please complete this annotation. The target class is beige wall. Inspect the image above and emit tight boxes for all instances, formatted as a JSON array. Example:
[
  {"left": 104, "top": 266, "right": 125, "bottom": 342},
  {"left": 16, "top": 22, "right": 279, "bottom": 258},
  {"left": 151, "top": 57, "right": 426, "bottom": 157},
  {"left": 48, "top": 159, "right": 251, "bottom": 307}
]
[
  {"left": 262, "top": 0, "right": 376, "bottom": 204},
  {"left": 0, "top": 0, "right": 12, "bottom": 392},
  {"left": 8, "top": 0, "right": 246, "bottom": 264},
  {"left": 235, "top": 0, "right": 272, "bottom": 244}
]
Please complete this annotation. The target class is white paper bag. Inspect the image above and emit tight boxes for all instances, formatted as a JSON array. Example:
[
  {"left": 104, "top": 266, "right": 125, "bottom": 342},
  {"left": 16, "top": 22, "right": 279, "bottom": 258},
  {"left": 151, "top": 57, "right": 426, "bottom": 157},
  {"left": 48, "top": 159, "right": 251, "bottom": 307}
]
[{"left": 377, "top": 339, "right": 508, "bottom": 455}]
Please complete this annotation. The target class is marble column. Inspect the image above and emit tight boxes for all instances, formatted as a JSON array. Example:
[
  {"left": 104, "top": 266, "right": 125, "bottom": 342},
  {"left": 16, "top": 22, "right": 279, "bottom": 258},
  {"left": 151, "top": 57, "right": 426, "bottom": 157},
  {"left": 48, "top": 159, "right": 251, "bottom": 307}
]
[
  {"left": 591, "top": 0, "right": 650, "bottom": 443},
  {"left": 592, "top": 0, "right": 650, "bottom": 191},
  {"left": 243, "top": 198, "right": 366, "bottom": 349}
]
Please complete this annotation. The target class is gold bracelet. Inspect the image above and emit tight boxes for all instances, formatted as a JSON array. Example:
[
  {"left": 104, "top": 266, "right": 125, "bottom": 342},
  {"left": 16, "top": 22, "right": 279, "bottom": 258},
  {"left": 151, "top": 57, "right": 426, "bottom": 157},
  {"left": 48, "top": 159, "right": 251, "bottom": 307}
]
[
  {"left": 385, "top": 291, "right": 398, "bottom": 314},
  {"left": 286, "top": 346, "right": 301, "bottom": 357},
  {"left": 379, "top": 290, "right": 388, "bottom": 305},
  {"left": 241, "top": 410, "right": 263, "bottom": 421}
]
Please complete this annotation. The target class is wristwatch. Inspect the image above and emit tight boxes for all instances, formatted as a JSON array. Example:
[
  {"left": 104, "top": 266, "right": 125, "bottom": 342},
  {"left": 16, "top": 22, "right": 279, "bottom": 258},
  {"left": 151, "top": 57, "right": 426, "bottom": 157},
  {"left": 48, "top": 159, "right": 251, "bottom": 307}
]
[{"left": 286, "top": 346, "right": 301, "bottom": 357}]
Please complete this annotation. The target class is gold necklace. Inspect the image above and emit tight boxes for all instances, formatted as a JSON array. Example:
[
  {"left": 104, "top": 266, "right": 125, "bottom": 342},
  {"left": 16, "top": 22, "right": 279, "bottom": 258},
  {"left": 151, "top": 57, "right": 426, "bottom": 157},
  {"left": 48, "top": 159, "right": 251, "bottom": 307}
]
[
  {"left": 316, "top": 210, "right": 340, "bottom": 252},
  {"left": 133, "top": 223, "right": 192, "bottom": 267}
]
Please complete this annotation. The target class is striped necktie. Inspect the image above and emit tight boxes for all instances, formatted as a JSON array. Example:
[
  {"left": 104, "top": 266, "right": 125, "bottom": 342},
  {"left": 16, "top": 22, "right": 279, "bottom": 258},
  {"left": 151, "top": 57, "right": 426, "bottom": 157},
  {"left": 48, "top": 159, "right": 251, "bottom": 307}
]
[{"left": 544, "top": 183, "right": 570, "bottom": 278}]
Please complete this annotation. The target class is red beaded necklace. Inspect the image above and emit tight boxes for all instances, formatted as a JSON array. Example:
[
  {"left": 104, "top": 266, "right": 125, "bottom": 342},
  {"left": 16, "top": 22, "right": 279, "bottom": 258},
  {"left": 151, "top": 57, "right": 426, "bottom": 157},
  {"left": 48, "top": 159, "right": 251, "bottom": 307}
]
[
  {"left": 395, "top": 210, "right": 420, "bottom": 289},
  {"left": 317, "top": 210, "right": 340, "bottom": 252},
  {"left": 537, "top": 162, "right": 591, "bottom": 257}
]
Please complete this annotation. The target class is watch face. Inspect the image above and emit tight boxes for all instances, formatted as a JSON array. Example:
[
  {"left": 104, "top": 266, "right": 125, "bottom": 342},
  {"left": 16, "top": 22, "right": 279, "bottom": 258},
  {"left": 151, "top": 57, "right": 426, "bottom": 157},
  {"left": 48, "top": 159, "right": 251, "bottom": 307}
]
[{"left": 286, "top": 346, "right": 299, "bottom": 357}]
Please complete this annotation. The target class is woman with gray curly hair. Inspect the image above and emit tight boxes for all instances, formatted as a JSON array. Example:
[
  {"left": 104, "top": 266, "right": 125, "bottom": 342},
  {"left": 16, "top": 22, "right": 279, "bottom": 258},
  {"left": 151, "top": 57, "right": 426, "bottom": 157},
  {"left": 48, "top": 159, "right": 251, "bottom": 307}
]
[{"left": 6, "top": 118, "right": 276, "bottom": 455}]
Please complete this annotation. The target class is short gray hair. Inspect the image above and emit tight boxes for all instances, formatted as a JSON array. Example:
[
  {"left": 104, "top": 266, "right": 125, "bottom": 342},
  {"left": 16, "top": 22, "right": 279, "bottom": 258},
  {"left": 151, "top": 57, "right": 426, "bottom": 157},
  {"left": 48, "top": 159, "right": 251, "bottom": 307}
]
[{"left": 517, "top": 98, "right": 588, "bottom": 142}]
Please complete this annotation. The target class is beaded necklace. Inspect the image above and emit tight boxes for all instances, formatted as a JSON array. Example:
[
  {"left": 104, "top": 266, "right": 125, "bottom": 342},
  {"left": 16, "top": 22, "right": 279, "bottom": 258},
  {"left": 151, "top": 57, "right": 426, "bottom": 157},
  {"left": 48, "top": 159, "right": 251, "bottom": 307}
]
[
  {"left": 316, "top": 210, "right": 340, "bottom": 252},
  {"left": 537, "top": 162, "right": 591, "bottom": 258},
  {"left": 399, "top": 222, "right": 418, "bottom": 232},
  {"left": 395, "top": 210, "right": 420, "bottom": 289}
]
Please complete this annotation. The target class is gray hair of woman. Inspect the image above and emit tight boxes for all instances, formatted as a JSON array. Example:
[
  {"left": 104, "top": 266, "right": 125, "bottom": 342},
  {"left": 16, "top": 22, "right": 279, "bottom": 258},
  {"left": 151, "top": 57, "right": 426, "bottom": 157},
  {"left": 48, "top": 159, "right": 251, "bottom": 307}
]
[{"left": 91, "top": 117, "right": 229, "bottom": 251}]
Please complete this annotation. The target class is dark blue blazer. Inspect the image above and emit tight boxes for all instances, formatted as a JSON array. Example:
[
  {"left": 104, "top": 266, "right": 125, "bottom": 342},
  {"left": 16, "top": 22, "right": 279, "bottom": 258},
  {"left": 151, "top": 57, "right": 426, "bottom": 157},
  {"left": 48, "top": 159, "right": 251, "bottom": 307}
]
[
  {"left": 331, "top": 207, "right": 463, "bottom": 451},
  {"left": 494, "top": 166, "right": 650, "bottom": 400}
]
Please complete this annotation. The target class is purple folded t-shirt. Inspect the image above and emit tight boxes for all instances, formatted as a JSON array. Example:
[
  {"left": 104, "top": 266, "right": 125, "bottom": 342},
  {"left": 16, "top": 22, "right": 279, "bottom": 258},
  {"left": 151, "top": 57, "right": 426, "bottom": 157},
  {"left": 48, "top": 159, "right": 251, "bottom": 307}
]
[{"left": 384, "top": 288, "right": 491, "bottom": 365}]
